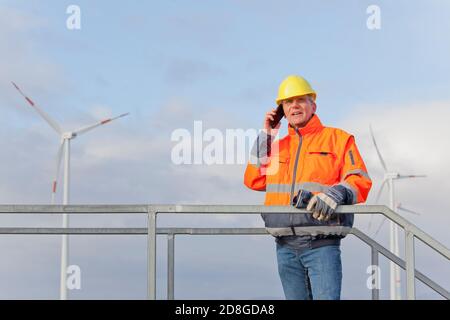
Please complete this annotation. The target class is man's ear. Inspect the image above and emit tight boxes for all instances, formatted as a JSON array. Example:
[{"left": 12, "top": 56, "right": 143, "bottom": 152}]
[{"left": 312, "top": 101, "right": 317, "bottom": 113}]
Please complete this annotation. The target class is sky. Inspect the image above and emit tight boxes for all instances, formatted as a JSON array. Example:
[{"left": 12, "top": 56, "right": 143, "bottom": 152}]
[{"left": 0, "top": 0, "right": 449, "bottom": 299}]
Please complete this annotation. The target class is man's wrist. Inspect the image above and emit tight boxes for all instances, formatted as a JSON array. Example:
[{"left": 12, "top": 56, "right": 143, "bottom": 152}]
[{"left": 327, "top": 185, "right": 353, "bottom": 205}]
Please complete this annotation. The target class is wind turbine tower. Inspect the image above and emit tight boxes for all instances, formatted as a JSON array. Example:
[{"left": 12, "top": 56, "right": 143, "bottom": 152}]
[{"left": 369, "top": 126, "right": 425, "bottom": 300}]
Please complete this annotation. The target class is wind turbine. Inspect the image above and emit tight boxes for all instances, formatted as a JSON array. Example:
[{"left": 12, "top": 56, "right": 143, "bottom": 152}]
[
  {"left": 373, "top": 202, "right": 421, "bottom": 237},
  {"left": 368, "top": 125, "right": 426, "bottom": 300},
  {"left": 12, "top": 82, "right": 129, "bottom": 300}
]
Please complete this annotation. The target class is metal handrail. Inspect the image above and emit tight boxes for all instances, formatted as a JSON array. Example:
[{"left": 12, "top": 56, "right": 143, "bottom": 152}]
[{"left": 0, "top": 204, "right": 448, "bottom": 300}]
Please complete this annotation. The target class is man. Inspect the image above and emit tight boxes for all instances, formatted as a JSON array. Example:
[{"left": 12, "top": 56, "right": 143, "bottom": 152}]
[{"left": 244, "top": 75, "right": 372, "bottom": 300}]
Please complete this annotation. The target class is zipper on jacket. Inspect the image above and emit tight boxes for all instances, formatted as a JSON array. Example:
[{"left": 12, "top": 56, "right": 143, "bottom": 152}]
[{"left": 289, "top": 129, "right": 302, "bottom": 229}]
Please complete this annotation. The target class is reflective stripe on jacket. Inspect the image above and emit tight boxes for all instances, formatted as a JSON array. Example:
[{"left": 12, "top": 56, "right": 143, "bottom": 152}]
[{"left": 244, "top": 114, "right": 372, "bottom": 237}]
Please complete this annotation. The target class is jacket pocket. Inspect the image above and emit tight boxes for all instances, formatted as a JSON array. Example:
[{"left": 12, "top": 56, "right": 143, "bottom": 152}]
[
  {"left": 304, "top": 150, "right": 338, "bottom": 184},
  {"left": 308, "top": 151, "right": 336, "bottom": 157},
  {"left": 266, "top": 154, "right": 290, "bottom": 182}
]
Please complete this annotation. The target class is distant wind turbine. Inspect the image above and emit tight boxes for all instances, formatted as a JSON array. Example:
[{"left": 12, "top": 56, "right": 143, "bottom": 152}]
[
  {"left": 368, "top": 125, "right": 426, "bottom": 300},
  {"left": 373, "top": 202, "right": 421, "bottom": 237},
  {"left": 12, "top": 82, "right": 129, "bottom": 300}
]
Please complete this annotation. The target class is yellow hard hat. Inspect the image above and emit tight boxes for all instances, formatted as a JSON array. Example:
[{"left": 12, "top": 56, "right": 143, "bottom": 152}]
[{"left": 276, "top": 75, "right": 316, "bottom": 105}]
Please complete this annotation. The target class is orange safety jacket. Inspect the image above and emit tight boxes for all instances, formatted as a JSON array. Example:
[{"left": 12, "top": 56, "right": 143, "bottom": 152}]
[{"left": 244, "top": 114, "right": 372, "bottom": 237}]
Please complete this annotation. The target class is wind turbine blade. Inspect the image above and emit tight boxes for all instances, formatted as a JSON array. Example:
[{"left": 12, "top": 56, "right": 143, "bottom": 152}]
[
  {"left": 367, "top": 179, "right": 388, "bottom": 232},
  {"left": 375, "top": 179, "right": 388, "bottom": 204},
  {"left": 374, "top": 217, "right": 387, "bottom": 237},
  {"left": 372, "top": 178, "right": 392, "bottom": 237},
  {"left": 367, "top": 213, "right": 375, "bottom": 233},
  {"left": 369, "top": 125, "right": 388, "bottom": 172},
  {"left": 397, "top": 174, "right": 427, "bottom": 179},
  {"left": 73, "top": 112, "right": 130, "bottom": 136},
  {"left": 397, "top": 205, "right": 421, "bottom": 216},
  {"left": 12, "top": 82, "right": 63, "bottom": 134},
  {"left": 51, "top": 140, "right": 65, "bottom": 205}
]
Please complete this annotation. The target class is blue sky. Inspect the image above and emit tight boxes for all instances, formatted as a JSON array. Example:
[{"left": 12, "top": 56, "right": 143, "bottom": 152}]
[
  {"left": 4, "top": 0, "right": 450, "bottom": 126},
  {"left": 0, "top": 1, "right": 449, "bottom": 299}
]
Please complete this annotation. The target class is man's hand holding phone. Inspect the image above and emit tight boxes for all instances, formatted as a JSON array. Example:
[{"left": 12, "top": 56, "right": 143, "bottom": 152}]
[{"left": 264, "top": 104, "right": 284, "bottom": 135}]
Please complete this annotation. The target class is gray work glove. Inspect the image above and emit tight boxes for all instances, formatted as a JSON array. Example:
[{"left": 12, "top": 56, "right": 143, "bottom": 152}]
[
  {"left": 306, "top": 185, "right": 351, "bottom": 221},
  {"left": 292, "top": 189, "right": 313, "bottom": 209}
]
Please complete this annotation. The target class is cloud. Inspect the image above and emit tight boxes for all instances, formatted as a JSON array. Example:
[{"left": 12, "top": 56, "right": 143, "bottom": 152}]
[{"left": 338, "top": 101, "right": 450, "bottom": 232}]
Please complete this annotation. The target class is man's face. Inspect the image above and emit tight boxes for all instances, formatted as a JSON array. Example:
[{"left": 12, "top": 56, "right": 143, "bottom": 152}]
[{"left": 282, "top": 95, "right": 316, "bottom": 128}]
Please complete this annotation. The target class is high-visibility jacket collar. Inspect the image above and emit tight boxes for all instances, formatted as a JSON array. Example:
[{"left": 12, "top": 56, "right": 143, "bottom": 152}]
[{"left": 288, "top": 114, "right": 324, "bottom": 136}]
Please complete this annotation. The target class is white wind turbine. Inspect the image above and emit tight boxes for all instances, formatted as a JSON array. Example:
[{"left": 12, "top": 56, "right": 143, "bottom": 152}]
[
  {"left": 12, "top": 82, "right": 129, "bottom": 300},
  {"left": 368, "top": 125, "right": 426, "bottom": 300}
]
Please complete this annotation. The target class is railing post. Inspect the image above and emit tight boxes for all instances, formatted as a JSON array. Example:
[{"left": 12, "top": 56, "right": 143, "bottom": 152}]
[
  {"left": 371, "top": 246, "right": 380, "bottom": 300},
  {"left": 167, "top": 233, "right": 175, "bottom": 300},
  {"left": 147, "top": 210, "right": 157, "bottom": 300},
  {"left": 405, "top": 229, "right": 416, "bottom": 300}
]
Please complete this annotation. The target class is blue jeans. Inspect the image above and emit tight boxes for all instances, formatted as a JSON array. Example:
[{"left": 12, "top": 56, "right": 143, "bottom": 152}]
[{"left": 276, "top": 243, "right": 342, "bottom": 300}]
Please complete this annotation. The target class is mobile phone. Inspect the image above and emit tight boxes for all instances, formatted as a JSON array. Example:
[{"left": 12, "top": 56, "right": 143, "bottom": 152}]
[{"left": 270, "top": 104, "right": 285, "bottom": 128}]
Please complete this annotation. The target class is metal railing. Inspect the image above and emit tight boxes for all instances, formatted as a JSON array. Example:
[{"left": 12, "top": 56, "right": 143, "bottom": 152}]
[{"left": 0, "top": 204, "right": 449, "bottom": 300}]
